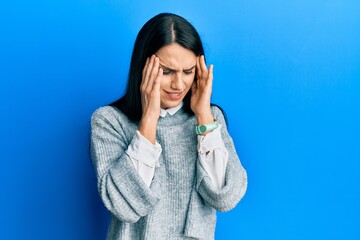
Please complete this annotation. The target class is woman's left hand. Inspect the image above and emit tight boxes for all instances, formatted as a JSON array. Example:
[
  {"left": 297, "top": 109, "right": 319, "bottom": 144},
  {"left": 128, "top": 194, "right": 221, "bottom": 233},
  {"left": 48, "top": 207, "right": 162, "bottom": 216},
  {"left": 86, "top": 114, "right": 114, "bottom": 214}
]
[{"left": 191, "top": 55, "right": 215, "bottom": 125}]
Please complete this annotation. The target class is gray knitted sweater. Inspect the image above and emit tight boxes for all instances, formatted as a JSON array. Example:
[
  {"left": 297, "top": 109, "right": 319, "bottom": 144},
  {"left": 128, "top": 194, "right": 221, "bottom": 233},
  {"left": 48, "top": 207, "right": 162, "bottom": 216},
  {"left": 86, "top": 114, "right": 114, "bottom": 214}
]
[{"left": 90, "top": 105, "right": 247, "bottom": 240}]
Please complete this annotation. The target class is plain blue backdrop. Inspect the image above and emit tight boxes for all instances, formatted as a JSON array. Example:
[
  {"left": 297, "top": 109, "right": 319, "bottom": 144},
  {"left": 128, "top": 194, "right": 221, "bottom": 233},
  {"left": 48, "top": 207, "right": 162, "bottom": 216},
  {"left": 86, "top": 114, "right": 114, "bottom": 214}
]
[{"left": 1, "top": 0, "right": 359, "bottom": 239}]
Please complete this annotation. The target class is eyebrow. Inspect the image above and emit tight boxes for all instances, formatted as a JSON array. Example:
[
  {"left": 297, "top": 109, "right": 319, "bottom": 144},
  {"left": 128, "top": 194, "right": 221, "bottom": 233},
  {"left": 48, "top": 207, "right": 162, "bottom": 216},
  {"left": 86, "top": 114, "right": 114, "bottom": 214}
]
[{"left": 159, "top": 64, "right": 196, "bottom": 72}]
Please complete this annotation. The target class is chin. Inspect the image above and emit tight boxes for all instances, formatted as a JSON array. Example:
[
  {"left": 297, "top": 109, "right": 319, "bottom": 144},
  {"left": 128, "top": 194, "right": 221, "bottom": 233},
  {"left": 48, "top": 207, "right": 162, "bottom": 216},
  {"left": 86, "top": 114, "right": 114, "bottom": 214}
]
[{"left": 161, "top": 100, "right": 182, "bottom": 109}]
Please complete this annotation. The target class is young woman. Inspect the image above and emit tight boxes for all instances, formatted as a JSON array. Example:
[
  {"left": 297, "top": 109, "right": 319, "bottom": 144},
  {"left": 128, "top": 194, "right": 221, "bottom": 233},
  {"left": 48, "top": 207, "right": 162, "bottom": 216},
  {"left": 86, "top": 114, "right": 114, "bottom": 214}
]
[{"left": 90, "top": 13, "right": 247, "bottom": 240}]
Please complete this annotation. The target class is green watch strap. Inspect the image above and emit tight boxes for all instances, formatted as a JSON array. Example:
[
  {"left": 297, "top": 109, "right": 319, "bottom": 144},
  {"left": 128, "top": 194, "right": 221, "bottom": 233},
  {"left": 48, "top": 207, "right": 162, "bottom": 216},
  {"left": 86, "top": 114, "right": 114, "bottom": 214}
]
[{"left": 195, "top": 121, "right": 219, "bottom": 135}]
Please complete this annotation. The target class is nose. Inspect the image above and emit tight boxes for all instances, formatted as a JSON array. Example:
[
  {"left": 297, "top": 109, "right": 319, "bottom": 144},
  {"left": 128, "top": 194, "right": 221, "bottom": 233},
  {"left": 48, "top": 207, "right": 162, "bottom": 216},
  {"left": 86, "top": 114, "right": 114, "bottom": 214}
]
[{"left": 170, "top": 72, "right": 185, "bottom": 90}]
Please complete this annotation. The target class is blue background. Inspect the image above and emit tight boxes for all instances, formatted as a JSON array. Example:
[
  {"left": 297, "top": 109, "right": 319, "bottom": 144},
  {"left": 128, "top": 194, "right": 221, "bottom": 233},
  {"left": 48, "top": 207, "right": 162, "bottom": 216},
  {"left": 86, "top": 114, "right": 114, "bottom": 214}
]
[{"left": 1, "top": 0, "right": 359, "bottom": 239}]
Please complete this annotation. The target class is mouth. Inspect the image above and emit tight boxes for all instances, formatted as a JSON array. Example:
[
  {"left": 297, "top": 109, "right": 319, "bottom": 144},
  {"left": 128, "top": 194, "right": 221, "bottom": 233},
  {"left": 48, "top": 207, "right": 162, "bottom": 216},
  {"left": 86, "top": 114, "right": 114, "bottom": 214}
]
[{"left": 164, "top": 90, "right": 183, "bottom": 100}]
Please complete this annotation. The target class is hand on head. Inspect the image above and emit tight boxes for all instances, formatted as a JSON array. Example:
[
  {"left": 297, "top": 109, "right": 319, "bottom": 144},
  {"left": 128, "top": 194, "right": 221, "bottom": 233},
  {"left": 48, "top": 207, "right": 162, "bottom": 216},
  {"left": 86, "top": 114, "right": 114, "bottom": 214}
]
[{"left": 191, "top": 55, "right": 214, "bottom": 125}]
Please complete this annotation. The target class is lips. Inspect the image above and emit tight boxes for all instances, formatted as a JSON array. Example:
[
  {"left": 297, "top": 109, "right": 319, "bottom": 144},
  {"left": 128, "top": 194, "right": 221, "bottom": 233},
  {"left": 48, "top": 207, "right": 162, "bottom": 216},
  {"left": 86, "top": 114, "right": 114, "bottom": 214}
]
[{"left": 164, "top": 90, "right": 183, "bottom": 100}]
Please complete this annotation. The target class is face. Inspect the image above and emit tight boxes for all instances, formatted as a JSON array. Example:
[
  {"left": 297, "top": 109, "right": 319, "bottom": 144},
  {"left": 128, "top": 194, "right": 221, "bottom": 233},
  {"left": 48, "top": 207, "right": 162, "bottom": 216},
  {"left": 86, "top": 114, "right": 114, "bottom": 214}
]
[{"left": 155, "top": 43, "right": 197, "bottom": 109}]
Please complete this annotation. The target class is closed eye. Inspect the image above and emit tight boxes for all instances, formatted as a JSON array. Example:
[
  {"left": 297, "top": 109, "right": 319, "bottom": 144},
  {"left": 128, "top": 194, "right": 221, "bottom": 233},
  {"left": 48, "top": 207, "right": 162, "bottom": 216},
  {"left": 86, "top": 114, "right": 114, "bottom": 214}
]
[
  {"left": 184, "top": 66, "right": 196, "bottom": 75},
  {"left": 159, "top": 64, "right": 196, "bottom": 75},
  {"left": 162, "top": 69, "right": 173, "bottom": 75}
]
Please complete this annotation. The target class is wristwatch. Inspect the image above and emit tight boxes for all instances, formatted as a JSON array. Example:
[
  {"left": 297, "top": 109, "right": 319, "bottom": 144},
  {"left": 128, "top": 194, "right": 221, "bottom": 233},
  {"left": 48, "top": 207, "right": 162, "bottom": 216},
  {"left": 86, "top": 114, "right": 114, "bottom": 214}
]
[{"left": 195, "top": 121, "right": 219, "bottom": 135}]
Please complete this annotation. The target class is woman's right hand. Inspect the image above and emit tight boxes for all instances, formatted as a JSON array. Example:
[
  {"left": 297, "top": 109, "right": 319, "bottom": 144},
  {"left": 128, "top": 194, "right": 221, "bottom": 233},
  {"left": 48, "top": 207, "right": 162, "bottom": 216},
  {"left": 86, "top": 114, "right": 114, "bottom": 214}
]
[{"left": 139, "top": 55, "right": 163, "bottom": 144}]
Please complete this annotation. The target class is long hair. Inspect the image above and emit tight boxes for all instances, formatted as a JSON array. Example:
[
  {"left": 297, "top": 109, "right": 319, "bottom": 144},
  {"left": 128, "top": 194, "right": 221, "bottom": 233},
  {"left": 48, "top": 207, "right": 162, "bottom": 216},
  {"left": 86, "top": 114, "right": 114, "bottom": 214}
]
[{"left": 110, "top": 13, "right": 205, "bottom": 122}]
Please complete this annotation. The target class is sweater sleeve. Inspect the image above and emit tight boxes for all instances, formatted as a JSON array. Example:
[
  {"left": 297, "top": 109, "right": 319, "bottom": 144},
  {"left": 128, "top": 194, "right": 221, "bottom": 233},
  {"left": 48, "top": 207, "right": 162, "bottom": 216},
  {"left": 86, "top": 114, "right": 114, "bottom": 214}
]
[
  {"left": 196, "top": 106, "right": 248, "bottom": 212},
  {"left": 90, "top": 107, "right": 161, "bottom": 223}
]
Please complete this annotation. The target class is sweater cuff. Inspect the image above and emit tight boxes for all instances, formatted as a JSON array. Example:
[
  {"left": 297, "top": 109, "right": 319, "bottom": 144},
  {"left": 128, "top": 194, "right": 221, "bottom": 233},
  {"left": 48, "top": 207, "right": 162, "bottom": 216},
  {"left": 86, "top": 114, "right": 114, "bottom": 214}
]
[
  {"left": 126, "top": 131, "right": 162, "bottom": 167},
  {"left": 109, "top": 154, "right": 161, "bottom": 216}
]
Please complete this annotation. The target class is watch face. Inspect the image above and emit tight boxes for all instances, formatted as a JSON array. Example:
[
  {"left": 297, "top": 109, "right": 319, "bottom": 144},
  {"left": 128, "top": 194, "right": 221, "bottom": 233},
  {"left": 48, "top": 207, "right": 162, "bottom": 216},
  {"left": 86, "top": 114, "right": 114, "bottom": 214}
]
[{"left": 200, "top": 125, "right": 207, "bottom": 133}]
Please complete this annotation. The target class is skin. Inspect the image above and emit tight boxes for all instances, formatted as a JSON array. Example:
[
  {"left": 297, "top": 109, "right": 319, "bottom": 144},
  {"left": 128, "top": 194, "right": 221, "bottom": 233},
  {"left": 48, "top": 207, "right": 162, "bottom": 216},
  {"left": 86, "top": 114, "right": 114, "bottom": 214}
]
[{"left": 139, "top": 43, "right": 214, "bottom": 143}]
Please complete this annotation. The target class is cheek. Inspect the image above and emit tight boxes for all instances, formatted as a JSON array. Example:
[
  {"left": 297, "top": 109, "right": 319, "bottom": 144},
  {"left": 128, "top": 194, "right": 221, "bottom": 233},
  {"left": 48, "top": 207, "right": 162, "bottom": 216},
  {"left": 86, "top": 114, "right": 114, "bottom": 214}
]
[
  {"left": 184, "top": 74, "right": 195, "bottom": 87},
  {"left": 159, "top": 75, "right": 171, "bottom": 89}
]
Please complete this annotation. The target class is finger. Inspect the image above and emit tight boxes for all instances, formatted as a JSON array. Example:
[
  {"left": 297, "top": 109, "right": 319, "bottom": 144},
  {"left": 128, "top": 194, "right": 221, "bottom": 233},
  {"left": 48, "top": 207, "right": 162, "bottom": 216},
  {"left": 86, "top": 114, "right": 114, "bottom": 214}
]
[
  {"left": 141, "top": 57, "right": 150, "bottom": 89},
  {"left": 146, "top": 57, "right": 159, "bottom": 92},
  {"left": 206, "top": 64, "right": 214, "bottom": 89},
  {"left": 142, "top": 57, "right": 150, "bottom": 79},
  {"left": 152, "top": 67, "right": 162, "bottom": 92},
  {"left": 142, "top": 55, "right": 154, "bottom": 91},
  {"left": 198, "top": 55, "right": 207, "bottom": 81},
  {"left": 143, "top": 55, "right": 156, "bottom": 90},
  {"left": 196, "top": 56, "right": 202, "bottom": 80},
  {"left": 200, "top": 55, "right": 208, "bottom": 76}
]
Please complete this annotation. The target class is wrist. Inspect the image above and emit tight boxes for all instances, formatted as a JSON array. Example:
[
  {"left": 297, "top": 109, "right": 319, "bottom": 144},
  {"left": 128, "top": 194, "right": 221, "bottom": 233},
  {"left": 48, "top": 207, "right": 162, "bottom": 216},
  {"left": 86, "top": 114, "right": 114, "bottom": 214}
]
[
  {"left": 142, "top": 108, "right": 160, "bottom": 120},
  {"left": 139, "top": 116, "right": 158, "bottom": 144},
  {"left": 195, "top": 112, "right": 214, "bottom": 125}
]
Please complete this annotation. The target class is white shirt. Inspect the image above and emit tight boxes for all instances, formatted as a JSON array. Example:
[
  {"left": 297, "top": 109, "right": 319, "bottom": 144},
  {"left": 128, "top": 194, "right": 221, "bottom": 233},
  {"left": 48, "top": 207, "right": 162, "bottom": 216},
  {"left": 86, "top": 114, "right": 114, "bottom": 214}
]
[
  {"left": 126, "top": 104, "right": 228, "bottom": 190},
  {"left": 159, "top": 101, "right": 184, "bottom": 117}
]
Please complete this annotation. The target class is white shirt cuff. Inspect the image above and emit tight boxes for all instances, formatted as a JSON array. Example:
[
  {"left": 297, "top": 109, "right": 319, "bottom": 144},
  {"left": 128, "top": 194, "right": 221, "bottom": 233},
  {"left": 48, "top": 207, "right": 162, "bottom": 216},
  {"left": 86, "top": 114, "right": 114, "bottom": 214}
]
[
  {"left": 197, "top": 125, "right": 228, "bottom": 190},
  {"left": 197, "top": 126, "right": 224, "bottom": 153},
  {"left": 126, "top": 130, "right": 162, "bottom": 168}
]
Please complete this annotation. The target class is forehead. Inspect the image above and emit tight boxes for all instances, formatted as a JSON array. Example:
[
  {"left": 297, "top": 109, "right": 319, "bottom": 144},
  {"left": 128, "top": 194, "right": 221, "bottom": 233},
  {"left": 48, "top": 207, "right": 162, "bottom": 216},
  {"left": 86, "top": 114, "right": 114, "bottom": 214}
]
[{"left": 156, "top": 43, "right": 197, "bottom": 69}]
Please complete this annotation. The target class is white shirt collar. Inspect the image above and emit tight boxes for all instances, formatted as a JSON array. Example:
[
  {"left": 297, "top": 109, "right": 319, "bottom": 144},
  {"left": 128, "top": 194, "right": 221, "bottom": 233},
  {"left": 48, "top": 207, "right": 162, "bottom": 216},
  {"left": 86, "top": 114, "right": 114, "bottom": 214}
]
[{"left": 160, "top": 102, "right": 184, "bottom": 117}]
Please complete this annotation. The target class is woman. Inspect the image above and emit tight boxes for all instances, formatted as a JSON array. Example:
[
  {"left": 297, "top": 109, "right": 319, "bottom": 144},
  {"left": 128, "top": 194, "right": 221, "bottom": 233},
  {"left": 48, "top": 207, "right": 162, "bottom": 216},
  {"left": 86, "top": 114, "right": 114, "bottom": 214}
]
[{"left": 90, "top": 13, "right": 247, "bottom": 240}]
